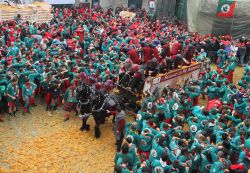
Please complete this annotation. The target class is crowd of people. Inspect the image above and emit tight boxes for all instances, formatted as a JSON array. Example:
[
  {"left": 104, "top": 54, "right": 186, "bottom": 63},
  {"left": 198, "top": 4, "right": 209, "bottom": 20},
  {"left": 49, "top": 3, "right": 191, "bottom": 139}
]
[{"left": 0, "top": 4, "right": 249, "bottom": 173}]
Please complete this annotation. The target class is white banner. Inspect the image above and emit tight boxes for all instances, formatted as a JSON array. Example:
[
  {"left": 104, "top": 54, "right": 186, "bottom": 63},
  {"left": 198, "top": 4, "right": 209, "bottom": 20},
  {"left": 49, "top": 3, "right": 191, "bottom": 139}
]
[{"left": 143, "top": 63, "right": 202, "bottom": 96}]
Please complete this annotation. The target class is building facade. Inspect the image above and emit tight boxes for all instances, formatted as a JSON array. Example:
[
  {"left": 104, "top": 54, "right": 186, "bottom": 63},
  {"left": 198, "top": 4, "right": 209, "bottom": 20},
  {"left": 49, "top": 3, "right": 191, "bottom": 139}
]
[{"left": 80, "top": 0, "right": 157, "bottom": 11}]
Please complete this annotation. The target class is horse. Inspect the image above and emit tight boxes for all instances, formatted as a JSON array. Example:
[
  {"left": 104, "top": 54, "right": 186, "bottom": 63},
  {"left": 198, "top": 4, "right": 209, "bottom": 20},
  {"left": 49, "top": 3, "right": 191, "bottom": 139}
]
[
  {"left": 77, "top": 81, "right": 92, "bottom": 131},
  {"left": 91, "top": 91, "right": 120, "bottom": 138},
  {"left": 77, "top": 83, "right": 121, "bottom": 138}
]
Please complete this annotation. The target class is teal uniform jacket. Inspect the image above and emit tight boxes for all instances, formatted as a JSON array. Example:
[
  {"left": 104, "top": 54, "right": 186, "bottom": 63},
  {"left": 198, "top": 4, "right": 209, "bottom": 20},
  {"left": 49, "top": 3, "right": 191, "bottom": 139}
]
[
  {"left": 225, "top": 114, "right": 241, "bottom": 127},
  {"left": 242, "top": 98, "right": 250, "bottom": 115},
  {"left": 125, "top": 123, "right": 140, "bottom": 145},
  {"left": 238, "top": 78, "right": 249, "bottom": 90},
  {"left": 24, "top": 37, "right": 35, "bottom": 48},
  {"left": 29, "top": 72, "right": 40, "bottom": 83},
  {"left": 210, "top": 161, "right": 226, "bottom": 173},
  {"left": 114, "top": 152, "right": 134, "bottom": 168},
  {"left": 217, "top": 50, "right": 227, "bottom": 68},
  {"left": 200, "top": 152, "right": 213, "bottom": 173},
  {"left": 7, "top": 46, "right": 19, "bottom": 57},
  {"left": 149, "top": 135, "right": 166, "bottom": 161},
  {"left": 142, "top": 120, "right": 158, "bottom": 135},
  {"left": 220, "top": 86, "right": 235, "bottom": 104},
  {"left": 228, "top": 56, "right": 237, "bottom": 71},
  {"left": 185, "top": 87, "right": 200, "bottom": 106},
  {"left": 128, "top": 144, "right": 139, "bottom": 165},
  {"left": 22, "top": 82, "right": 37, "bottom": 98},
  {"left": 136, "top": 110, "right": 151, "bottom": 131},
  {"left": 163, "top": 101, "right": 172, "bottom": 119},
  {"left": 18, "top": 71, "right": 30, "bottom": 89},
  {"left": 197, "top": 52, "right": 207, "bottom": 62},
  {"left": 234, "top": 101, "right": 248, "bottom": 115},
  {"left": 238, "top": 150, "right": 250, "bottom": 168},
  {"left": 215, "top": 77, "right": 227, "bottom": 86},
  {"left": 138, "top": 133, "right": 154, "bottom": 152},
  {"left": 177, "top": 155, "right": 191, "bottom": 173},
  {"left": 207, "top": 86, "right": 219, "bottom": 99},
  {"left": 63, "top": 87, "right": 77, "bottom": 103},
  {"left": 141, "top": 96, "right": 156, "bottom": 111},
  {"left": 101, "top": 43, "right": 109, "bottom": 52},
  {"left": 230, "top": 135, "right": 242, "bottom": 153},
  {"left": 0, "top": 85, "right": 5, "bottom": 101},
  {"left": 121, "top": 168, "right": 130, "bottom": 173},
  {"left": 190, "top": 153, "right": 202, "bottom": 172},
  {"left": 6, "top": 83, "right": 18, "bottom": 102},
  {"left": 201, "top": 72, "right": 210, "bottom": 86},
  {"left": 187, "top": 116, "right": 200, "bottom": 137},
  {"left": 151, "top": 159, "right": 171, "bottom": 172}
]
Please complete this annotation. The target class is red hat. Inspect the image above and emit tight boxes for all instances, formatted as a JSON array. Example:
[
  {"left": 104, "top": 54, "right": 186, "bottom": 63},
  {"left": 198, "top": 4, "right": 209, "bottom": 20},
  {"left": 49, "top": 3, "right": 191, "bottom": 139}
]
[
  {"left": 132, "top": 64, "right": 139, "bottom": 72},
  {"left": 6, "top": 56, "right": 13, "bottom": 62},
  {"left": 125, "top": 58, "right": 132, "bottom": 64},
  {"left": 95, "top": 82, "right": 102, "bottom": 90},
  {"left": 159, "top": 98, "right": 165, "bottom": 104},
  {"left": 74, "top": 79, "right": 78, "bottom": 86},
  {"left": 80, "top": 72, "right": 87, "bottom": 80}
]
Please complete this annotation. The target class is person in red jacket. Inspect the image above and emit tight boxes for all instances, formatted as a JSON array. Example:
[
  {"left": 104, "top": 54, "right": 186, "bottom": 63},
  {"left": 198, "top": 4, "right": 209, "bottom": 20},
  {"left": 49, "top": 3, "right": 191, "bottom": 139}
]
[
  {"left": 140, "top": 43, "right": 151, "bottom": 64},
  {"left": 127, "top": 48, "right": 141, "bottom": 64},
  {"left": 150, "top": 44, "right": 161, "bottom": 62},
  {"left": 183, "top": 45, "right": 195, "bottom": 66},
  {"left": 161, "top": 41, "right": 172, "bottom": 71},
  {"left": 129, "top": 64, "right": 144, "bottom": 93},
  {"left": 74, "top": 25, "right": 84, "bottom": 43},
  {"left": 170, "top": 40, "right": 182, "bottom": 56}
]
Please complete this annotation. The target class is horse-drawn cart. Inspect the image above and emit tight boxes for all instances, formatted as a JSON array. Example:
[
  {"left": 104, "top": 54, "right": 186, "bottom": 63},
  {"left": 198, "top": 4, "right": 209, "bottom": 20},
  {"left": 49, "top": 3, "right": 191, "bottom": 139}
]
[{"left": 115, "top": 62, "right": 202, "bottom": 113}]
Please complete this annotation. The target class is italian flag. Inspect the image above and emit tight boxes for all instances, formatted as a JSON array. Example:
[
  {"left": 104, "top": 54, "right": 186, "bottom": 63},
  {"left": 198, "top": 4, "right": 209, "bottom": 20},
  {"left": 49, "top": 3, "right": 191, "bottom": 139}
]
[{"left": 216, "top": 0, "right": 236, "bottom": 18}]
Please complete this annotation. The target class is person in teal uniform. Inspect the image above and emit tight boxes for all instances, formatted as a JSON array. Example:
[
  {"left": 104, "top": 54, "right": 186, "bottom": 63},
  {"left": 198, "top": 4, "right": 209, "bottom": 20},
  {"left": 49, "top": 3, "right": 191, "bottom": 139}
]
[
  {"left": 149, "top": 134, "right": 166, "bottom": 162},
  {"left": 217, "top": 49, "right": 227, "bottom": 69},
  {"left": 237, "top": 138, "right": 250, "bottom": 169},
  {"left": 151, "top": 152, "right": 171, "bottom": 172},
  {"left": 210, "top": 150, "right": 231, "bottom": 173},
  {"left": 24, "top": 34, "right": 35, "bottom": 48},
  {"left": 138, "top": 129, "right": 154, "bottom": 157},
  {"left": 207, "top": 83, "right": 220, "bottom": 100},
  {"left": 124, "top": 137, "right": 139, "bottom": 165},
  {"left": 185, "top": 86, "right": 200, "bottom": 106},
  {"left": 6, "top": 77, "right": 19, "bottom": 119},
  {"left": 187, "top": 116, "right": 200, "bottom": 139},
  {"left": 220, "top": 84, "right": 237, "bottom": 105},
  {"left": 135, "top": 108, "right": 151, "bottom": 131},
  {"left": 196, "top": 48, "right": 207, "bottom": 62},
  {"left": 234, "top": 99, "right": 248, "bottom": 120},
  {"left": 114, "top": 143, "right": 134, "bottom": 169},
  {"left": 125, "top": 122, "right": 140, "bottom": 146},
  {"left": 22, "top": 77, "right": 37, "bottom": 115},
  {"left": 7, "top": 42, "right": 20, "bottom": 57},
  {"left": 0, "top": 85, "right": 5, "bottom": 122}
]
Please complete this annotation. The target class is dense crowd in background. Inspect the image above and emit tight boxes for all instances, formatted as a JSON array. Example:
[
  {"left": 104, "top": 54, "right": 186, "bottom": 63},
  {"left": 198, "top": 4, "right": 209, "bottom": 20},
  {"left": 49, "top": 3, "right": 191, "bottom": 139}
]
[{"left": 0, "top": 5, "right": 249, "bottom": 173}]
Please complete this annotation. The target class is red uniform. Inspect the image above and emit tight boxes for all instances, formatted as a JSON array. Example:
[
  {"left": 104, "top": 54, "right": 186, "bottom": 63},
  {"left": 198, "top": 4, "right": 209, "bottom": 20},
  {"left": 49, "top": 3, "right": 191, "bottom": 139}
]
[
  {"left": 142, "top": 46, "right": 151, "bottom": 63},
  {"left": 74, "top": 27, "right": 84, "bottom": 42},
  {"left": 128, "top": 49, "right": 141, "bottom": 64},
  {"left": 170, "top": 42, "right": 182, "bottom": 56},
  {"left": 150, "top": 47, "right": 161, "bottom": 62}
]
